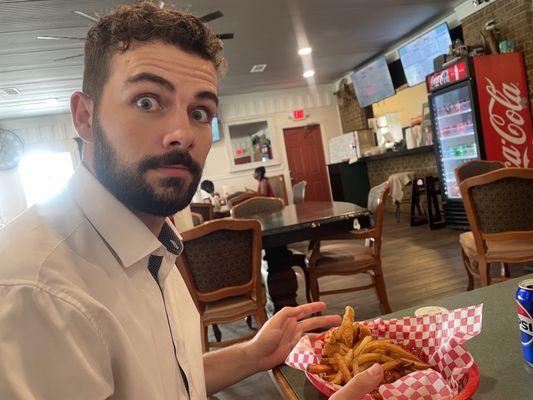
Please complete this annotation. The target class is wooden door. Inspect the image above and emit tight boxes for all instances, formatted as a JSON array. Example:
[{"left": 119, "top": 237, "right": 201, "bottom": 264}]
[{"left": 283, "top": 125, "right": 331, "bottom": 202}]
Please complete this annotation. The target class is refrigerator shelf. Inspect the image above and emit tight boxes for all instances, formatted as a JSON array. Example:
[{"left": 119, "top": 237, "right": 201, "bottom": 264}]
[
  {"left": 442, "top": 155, "right": 478, "bottom": 162},
  {"left": 439, "top": 132, "right": 475, "bottom": 141},
  {"left": 436, "top": 108, "right": 472, "bottom": 120}
]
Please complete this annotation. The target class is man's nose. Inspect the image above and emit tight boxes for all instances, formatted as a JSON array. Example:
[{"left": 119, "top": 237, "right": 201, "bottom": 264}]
[{"left": 162, "top": 111, "right": 195, "bottom": 150}]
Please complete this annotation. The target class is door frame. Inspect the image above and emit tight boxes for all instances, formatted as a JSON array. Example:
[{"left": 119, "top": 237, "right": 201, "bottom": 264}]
[{"left": 282, "top": 122, "right": 332, "bottom": 202}]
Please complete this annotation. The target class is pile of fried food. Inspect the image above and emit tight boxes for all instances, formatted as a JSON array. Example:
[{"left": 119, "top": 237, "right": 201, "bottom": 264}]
[{"left": 307, "top": 306, "right": 431, "bottom": 399}]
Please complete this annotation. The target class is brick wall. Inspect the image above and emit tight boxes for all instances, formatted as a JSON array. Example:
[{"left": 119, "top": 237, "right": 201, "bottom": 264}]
[
  {"left": 366, "top": 152, "right": 439, "bottom": 211},
  {"left": 338, "top": 83, "right": 370, "bottom": 132},
  {"left": 461, "top": 0, "right": 533, "bottom": 110}
]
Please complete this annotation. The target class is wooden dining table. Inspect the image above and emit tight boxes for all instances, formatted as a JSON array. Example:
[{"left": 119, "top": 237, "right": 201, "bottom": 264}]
[
  {"left": 270, "top": 274, "right": 533, "bottom": 399},
  {"left": 237, "top": 201, "right": 370, "bottom": 312}
]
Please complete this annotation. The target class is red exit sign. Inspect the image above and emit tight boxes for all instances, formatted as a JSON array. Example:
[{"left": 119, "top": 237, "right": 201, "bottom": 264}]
[{"left": 292, "top": 109, "right": 306, "bottom": 120}]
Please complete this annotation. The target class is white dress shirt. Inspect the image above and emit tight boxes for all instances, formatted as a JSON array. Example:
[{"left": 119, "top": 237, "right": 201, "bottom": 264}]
[
  {"left": 192, "top": 189, "right": 212, "bottom": 204},
  {"left": 0, "top": 164, "right": 206, "bottom": 399}
]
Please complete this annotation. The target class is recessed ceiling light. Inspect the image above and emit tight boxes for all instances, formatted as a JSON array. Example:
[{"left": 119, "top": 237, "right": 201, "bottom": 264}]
[
  {"left": 303, "top": 70, "right": 315, "bottom": 78},
  {"left": 298, "top": 47, "right": 312, "bottom": 56},
  {"left": 250, "top": 64, "right": 267, "bottom": 73},
  {"left": 45, "top": 98, "right": 59, "bottom": 106}
]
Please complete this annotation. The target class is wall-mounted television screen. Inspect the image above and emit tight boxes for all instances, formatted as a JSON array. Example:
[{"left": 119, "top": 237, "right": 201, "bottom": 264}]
[
  {"left": 351, "top": 57, "right": 396, "bottom": 108},
  {"left": 212, "top": 116, "right": 221, "bottom": 142},
  {"left": 399, "top": 23, "right": 452, "bottom": 87}
]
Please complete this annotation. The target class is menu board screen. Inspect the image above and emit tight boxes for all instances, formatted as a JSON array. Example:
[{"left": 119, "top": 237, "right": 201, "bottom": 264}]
[
  {"left": 399, "top": 23, "right": 452, "bottom": 87},
  {"left": 351, "top": 57, "right": 396, "bottom": 108}
]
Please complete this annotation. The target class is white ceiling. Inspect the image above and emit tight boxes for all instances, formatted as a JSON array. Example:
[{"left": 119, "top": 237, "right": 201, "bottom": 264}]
[{"left": 0, "top": 0, "right": 464, "bottom": 120}]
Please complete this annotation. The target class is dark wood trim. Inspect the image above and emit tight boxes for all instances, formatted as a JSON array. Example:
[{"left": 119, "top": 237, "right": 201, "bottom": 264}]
[{"left": 269, "top": 367, "right": 299, "bottom": 400}]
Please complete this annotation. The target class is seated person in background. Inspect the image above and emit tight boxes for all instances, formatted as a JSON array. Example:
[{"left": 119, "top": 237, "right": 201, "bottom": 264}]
[
  {"left": 193, "top": 179, "right": 216, "bottom": 204},
  {"left": 254, "top": 166, "right": 275, "bottom": 197}
]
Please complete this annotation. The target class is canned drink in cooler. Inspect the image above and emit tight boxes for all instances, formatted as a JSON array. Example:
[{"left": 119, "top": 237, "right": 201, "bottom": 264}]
[{"left": 516, "top": 279, "right": 533, "bottom": 366}]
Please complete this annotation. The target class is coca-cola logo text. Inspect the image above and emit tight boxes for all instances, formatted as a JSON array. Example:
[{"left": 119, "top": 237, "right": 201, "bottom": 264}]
[{"left": 485, "top": 77, "right": 530, "bottom": 167}]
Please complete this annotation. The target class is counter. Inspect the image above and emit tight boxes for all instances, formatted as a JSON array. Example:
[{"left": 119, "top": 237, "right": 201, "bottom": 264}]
[
  {"left": 328, "top": 145, "right": 439, "bottom": 212},
  {"left": 359, "top": 145, "right": 434, "bottom": 162}
]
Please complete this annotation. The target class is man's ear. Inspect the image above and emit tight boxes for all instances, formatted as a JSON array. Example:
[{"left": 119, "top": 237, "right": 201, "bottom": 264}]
[{"left": 70, "top": 91, "right": 94, "bottom": 143}]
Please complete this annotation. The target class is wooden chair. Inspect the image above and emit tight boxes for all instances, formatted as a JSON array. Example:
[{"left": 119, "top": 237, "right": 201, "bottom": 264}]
[
  {"left": 226, "top": 191, "right": 245, "bottom": 202},
  {"left": 226, "top": 192, "right": 257, "bottom": 209},
  {"left": 191, "top": 212, "right": 204, "bottom": 227},
  {"left": 231, "top": 196, "right": 312, "bottom": 303},
  {"left": 269, "top": 174, "right": 289, "bottom": 205},
  {"left": 176, "top": 219, "right": 267, "bottom": 352},
  {"left": 230, "top": 196, "right": 284, "bottom": 218},
  {"left": 189, "top": 202, "right": 214, "bottom": 222},
  {"left": 456, "top": 167, "right": 533, "bottom": 289},
  {"left": 292, "top": 181, "right": 307, "bottom": 204},
  {"left": 455, "top": 159, "right": 505, "bottom": 183},
  {"left": 455, "top": 160, "right": 507, "bottom": 287},
  {"left": 306, "top": 182, "right": 392, "bottom": 313}
]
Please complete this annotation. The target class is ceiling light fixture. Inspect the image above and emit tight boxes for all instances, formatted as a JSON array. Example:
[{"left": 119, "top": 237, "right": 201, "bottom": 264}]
[
  {"left": 298, "top": 47, "right": 312, "bottom": 56},
  {"left": 250, "top": 64, "right": 267, "bottom": 73},
  {"left": 73, "top": 11, "right": 98, "bottom": 22},
  {"left": 303, "top": 70, "right": 315, "bottom": 78}
]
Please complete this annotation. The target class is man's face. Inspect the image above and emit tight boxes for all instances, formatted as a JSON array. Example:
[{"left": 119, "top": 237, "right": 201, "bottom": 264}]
[{"left": 88, "top": 42, "right": 218, "bottom": 216}]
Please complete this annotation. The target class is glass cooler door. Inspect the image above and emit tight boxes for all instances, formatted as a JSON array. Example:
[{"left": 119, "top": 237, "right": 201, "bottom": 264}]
[{"left": 431, "top": 82, "right": 481, "bottom": 200}]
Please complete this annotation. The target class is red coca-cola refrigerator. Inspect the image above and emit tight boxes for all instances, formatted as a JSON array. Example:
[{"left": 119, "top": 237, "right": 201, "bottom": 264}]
[{"left": 426, "top": 53, "right": 533, "bottom": 229}]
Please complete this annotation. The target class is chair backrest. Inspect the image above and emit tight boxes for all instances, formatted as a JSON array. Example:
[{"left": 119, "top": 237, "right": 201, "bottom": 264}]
[
  {"left": 226, "top": 192, "right": 257, "bottom": 208},
  {"left": 191, "top": 212, "right": 204, "bottom": 227},
  {"left": 459, "top": 168, "right": 533, "bottom": 247},
  {"left": 455, "top": 160, "right": 505, "bottom": 184},
  {"left": 189, "top": 202, "right": 214, "bottom": 222},
  {"left": 231, "top": 196, "right": 284, "bottom": 218},
  {"left": 292, "top": 181, "right": 307, "bottom": 204},
  {"left": 226, "top": 191, "right": 245, "bottom": 202},
  {"left": 268, "top": 174, "right": 289, "bottom": 205},
  {"left": 366, "top": 182, "right": 390, "bottom": 255},
  {"left": 176, "top": 219, "right": 263, "bottom": 308},
  {"left": 367, "top": 182, "right": 389, "bottom": 214}
]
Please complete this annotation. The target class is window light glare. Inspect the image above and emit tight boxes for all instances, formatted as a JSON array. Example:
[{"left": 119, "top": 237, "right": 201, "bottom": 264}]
[{"left": 19, "top": 151, "right": 74, "bottom": 207}]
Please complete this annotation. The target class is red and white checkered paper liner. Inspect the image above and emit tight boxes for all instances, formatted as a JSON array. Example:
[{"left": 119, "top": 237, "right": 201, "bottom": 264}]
[{"left": 286, "top": 304, "right": 483, "bottom": 399}]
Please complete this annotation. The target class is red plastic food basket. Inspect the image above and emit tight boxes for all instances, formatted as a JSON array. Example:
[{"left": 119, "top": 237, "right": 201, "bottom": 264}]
[{"left": 308, "top": 362, "right": 479, "bottom": 399}]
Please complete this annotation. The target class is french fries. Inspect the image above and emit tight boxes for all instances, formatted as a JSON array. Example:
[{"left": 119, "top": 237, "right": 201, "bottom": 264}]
[{"left": 306, "top": 306, "right": 431, "bottom": 389}]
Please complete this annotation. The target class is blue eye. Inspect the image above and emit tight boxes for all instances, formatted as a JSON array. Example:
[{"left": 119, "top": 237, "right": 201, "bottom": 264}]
[
  {"left": 135, "top": 96, "right": 160, "bottom": 112},
  {"left": 190, "top": 108, "right": 210, "bottom": 123}
]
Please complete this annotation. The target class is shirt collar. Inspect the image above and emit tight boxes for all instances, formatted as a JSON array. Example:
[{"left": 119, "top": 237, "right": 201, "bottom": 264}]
[{"left": 68, "top": 164, "right": 180, "bottom": 268}]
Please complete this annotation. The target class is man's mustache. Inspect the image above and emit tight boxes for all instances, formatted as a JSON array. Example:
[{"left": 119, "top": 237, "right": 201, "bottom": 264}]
[{"left": 138, "top": 149, "right": 201, "bottom": 175}]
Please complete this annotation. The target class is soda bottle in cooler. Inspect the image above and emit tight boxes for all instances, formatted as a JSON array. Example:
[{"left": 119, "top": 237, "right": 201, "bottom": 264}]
[{"left": 516, "top": 279, "right": 533, "bottom": 367}]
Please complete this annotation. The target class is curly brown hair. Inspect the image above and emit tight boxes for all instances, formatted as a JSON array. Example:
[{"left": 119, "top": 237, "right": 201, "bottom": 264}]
[{"left": 82, "top": 1, "right": 225, "bottom": 104}]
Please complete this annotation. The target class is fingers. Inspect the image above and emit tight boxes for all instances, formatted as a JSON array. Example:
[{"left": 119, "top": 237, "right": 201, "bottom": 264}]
[
  {"left": 330, "top": 364, "right": 384, "bottom": 400},
  {"left": 280, "top": 302, "right": 327, "bottom": 320},
  {"left": 298, "top": 315, "right": 342, "bottom": 332}
]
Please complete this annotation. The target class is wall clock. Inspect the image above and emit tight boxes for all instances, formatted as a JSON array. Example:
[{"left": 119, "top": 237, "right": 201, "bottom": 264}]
[{"left": 0, "top": 129, "right": 24, "bottom": 170}]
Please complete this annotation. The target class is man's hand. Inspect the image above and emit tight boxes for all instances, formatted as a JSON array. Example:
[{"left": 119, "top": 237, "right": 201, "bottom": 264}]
[
  {"left": 245, "top": 302, "right": 341, "bottom": 372},
  {"left": 330, "top": 363, "right": 384, "bottom": 400}
]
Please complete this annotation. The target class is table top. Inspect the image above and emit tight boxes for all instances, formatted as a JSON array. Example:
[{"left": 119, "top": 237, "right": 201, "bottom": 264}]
[
  {"left": 275, "top": 274, "right": 533, "bottom": 399},
  {"left": 247, "top": 201, "right": 369, "bottom": 237}
]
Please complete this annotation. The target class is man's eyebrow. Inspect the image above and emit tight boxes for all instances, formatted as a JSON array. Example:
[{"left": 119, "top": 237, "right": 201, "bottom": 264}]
[
  {"left": 196, "top": 91, "right": 219, "bottom": 107},
  {"left": 125, "top": 72, "right": 175, "bottom": 92}
]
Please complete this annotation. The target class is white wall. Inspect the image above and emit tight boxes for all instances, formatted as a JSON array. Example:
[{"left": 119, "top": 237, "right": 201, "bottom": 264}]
[
  {"left": 0, "top": 113, "right": 79, "bottom": 223},
  {"left": 205, "top": 84, "right": 342, "bottom": 201},
  {"left": 0, "top": 84, "right": 342, "bottom": 223}
]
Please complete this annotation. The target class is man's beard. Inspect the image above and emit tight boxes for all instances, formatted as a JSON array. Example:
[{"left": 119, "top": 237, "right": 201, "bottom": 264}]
[{"left": 92, "top": 114, "right": 202, "bottom": 217}]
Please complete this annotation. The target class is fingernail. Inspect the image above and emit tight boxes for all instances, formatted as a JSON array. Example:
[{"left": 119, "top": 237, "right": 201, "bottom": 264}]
[{"left": 368, "top": 363, "right": 382, "bottom": 377}]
